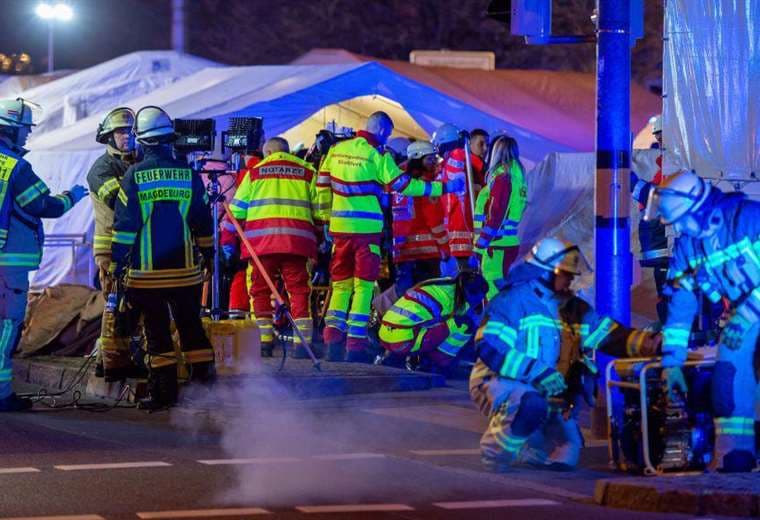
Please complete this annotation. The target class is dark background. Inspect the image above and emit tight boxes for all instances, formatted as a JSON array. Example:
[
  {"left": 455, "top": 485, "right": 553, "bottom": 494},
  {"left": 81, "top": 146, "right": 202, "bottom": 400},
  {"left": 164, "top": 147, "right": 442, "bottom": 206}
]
[{"left": 0, "top": 0, "right": 663, "bottom": 86}]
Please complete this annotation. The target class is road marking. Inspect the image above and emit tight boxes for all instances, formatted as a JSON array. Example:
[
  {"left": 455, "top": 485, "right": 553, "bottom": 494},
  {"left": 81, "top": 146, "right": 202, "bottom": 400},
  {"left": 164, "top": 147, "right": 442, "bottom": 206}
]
[
  {"left": 137, "top": 508, "right": 270, "bottom": 518},
  {"left": 54, "top": 462, "right": 171, "bottom": 471},
  {"left": 197, "top": 457, "right": 301, "bottom": 465},
  {"left": 0, "top": 467, "right": 41, "bottom": 474},
  {"left": 312, "top": 453, "right": 386, "bottom": 460},
  {"left": 434, "top": 499, "right": 560, "bottom": 509},
  {"left": 409, "top": 449, "right": 480, "bottom": 456},
  {"left": 0, "top": 515, "right": 106, "bottom": 520},
  {"left": 296, "top": 504, "right": 414, "bottom": 514}
]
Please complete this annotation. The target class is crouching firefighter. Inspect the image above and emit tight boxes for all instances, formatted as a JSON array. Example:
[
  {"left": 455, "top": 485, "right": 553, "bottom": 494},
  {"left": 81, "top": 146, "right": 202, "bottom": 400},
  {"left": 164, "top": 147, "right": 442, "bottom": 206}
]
[
  {"left": 112, "top": 106, "right": 216, "bottom": 410},
  {"left": 378, "top": 270, "right": 487, "bottom": 371},
  {"left": 87, "top": 107, "right": 145, "bottom": 381},
  {"left": 0, "top": 98, "right": 88, "bottom": 411},
  {"left": 646, "top": 170, "right": 760, "bottom": 472},
  {"left": 469, "top": 237, "right": 661, "bottom": 471}
]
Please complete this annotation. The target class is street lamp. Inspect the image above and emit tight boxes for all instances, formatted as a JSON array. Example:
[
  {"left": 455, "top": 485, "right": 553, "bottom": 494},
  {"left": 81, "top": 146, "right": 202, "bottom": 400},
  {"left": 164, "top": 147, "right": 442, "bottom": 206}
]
[{"left": 35, "top": 2, "right": 73, "bottom": 73}]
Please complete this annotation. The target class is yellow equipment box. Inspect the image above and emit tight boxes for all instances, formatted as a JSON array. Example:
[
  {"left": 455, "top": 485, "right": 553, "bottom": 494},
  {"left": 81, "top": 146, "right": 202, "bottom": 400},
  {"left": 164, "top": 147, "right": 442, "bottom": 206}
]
[{"left": 201, "top": 318, "right": 261, "bottom": 375}]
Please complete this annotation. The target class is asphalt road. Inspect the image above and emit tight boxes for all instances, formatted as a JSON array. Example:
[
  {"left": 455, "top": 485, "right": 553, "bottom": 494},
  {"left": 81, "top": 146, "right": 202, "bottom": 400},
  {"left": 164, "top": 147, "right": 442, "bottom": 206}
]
[{"left": 0, "top": 381, "right": 731, "bottom": 520}]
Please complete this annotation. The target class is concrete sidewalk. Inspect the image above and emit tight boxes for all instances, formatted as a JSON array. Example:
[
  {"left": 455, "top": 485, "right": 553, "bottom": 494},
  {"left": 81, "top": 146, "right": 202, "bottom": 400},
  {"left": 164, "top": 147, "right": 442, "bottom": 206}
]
[
  {"left": 595, "top": 473, "right": 760, "bottom": 517},
  {"left": 12, "top": 353, "right": 446, "bottom": 402}
]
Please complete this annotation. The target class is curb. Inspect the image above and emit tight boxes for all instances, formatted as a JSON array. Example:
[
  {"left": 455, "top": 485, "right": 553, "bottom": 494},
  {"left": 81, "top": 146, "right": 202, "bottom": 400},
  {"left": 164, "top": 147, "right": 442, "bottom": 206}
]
[
  {"left": 594, "top": 476, "right": 760, "bottom": 517},
  {"left": 14, "top": 356, "right": 445, "bottom": 402}
]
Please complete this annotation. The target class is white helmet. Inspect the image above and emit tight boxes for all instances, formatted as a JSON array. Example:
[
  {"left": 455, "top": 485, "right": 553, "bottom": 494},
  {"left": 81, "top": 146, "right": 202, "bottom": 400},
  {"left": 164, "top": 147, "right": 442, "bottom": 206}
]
[
  {"left": 644, "top": 169, "right": 711, "bottom": 224},
  {"left": 431, "top": 123, "right": 460, "bottom": 148},
  {"left": 651, "top": 115, "right": 662, "bottom": 135},
  {"left": 0, "top": 98, "right": 40, "bottom": 128},
  {"left": 407, "top": 140, "right": 436, "bottom": 160},
  {"left": 525, "top": 237, "right": 592, "bottom": 276},
  {"left": 134, "top": 105, "right": 174, "bottom": 143}
]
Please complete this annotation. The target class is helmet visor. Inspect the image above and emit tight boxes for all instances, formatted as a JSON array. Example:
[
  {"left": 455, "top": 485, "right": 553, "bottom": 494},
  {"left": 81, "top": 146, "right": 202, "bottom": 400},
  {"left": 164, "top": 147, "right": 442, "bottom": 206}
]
[
  {"left": 17, "top": 98, "right": 42, "bottom": 126},
  {"left": 643, "top": 186, "right": 661, "bottom": 222},
  {"left": 556, "top": 245, "right": 593, "bottom": 276}
]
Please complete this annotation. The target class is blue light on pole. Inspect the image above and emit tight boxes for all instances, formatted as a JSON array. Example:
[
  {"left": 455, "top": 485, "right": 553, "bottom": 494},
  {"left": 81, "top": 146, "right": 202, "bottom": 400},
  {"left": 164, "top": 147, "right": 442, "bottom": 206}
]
[{"left": 35, "top": 2, "right": 73, "bottom": 73}]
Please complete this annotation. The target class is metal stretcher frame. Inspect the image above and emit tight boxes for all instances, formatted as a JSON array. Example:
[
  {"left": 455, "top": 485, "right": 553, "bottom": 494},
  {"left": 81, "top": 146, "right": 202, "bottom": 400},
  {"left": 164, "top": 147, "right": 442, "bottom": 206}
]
[{"left": 605, "top": 356, "right": 716, "bottom": 475}]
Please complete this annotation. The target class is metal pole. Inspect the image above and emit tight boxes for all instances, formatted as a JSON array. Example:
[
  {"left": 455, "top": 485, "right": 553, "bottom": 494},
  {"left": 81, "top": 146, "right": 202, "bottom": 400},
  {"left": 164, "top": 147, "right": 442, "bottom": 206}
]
[
  {"left": 595, "top": 0, "right": 632, "bottom": 325},
  {"left": 171, "top": 0, "right": 185, "bottom": 53},
  {"left": 460, "top": 131, "right": 477, "bottom": 221},
  {"left": 47, "top": 21, "right": 54, "bottom": 73}
]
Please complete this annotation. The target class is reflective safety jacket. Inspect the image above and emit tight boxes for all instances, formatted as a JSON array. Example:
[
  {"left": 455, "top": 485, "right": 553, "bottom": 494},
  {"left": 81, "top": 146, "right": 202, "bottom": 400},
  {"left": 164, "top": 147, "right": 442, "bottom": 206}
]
[
  {"left": 662, "top": 194, "right": 760, "bottom": 365},
  {"left": 440, "top": 148, "right": 484, "bottom": 257},
  {"left": 316, "top": 131, "right": 443, "bottom": 237},
  {"left": 229, "top": 151, "right": 319, "bottom": 259},
  {"left": 0, "top": 141, "right": 75, "bottom": 271},
  {"left": 632, "top": 155, "right": 670, "bottom": 266},
  {"left": 112, "top": 146, "right": 214, "bottom": 289},
  {"left": 472, "top": 264, "right": 651, "bottom": 389},
  {"left": 473, "top": 161, "right": 527, "bottom": 252},
  {"left": 379, "top": 278, "right": 474, "bottom": 357},
  {"left": 221, "top": 156, "right": 260, "bottom": 249},
  {"left": 391, "top": 162, "right": 449, "bottom": 263},
  {"left": 86, "top": 148, "right": 133, "bottom": 259}
]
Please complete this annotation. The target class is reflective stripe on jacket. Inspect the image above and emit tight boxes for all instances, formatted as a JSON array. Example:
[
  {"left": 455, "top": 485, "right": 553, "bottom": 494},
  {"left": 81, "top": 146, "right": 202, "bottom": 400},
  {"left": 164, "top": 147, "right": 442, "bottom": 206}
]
[
  {"left": 86, "top": 150, "right": 132, "bottom": 258},
  {"left": 0, "top": 142, "right": 73, "bottom": 270},
  {"left": 316, "top": 132, "right": 443, "bottom": 237},
  {"left": 229, "top": 151, "right": 319, "bottom": 259},
  {"left": 473, "top": 160, "right": 526, "bottom": 251},
  {"left": 440, "top": 148, "right": 484, "bottom": 257},
  {"left": 112, "top": 146, "right": 213, "bottom": 289}
]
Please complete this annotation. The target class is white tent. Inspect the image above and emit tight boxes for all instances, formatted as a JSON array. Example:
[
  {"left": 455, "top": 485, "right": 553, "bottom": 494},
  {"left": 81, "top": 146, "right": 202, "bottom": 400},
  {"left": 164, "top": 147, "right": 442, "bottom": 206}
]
[{"left": 24, "top": 56, "right": 658, "bottom": 289}]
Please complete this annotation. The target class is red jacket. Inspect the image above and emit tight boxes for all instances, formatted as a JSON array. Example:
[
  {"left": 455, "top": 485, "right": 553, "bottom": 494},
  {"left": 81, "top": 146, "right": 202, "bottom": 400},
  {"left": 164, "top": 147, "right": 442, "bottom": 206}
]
[
  {"left": 391, "top": 162, "right": 449, "bottom": 263},
  {"left": 220, "top": 156, "right": 261, "bottom": 248},
  {"left": 440, "top": 148, "right": 484, "bottom": 257}
]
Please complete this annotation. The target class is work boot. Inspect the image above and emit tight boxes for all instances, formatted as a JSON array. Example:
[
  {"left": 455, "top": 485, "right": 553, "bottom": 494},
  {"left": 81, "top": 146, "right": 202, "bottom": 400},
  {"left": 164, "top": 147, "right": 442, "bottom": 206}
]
[
  {"left": 138, "top": 367, "right": 178, "bottom": 412},
  {"left": 0, "top": 393, "right": 33, "bottom": 412},
  {"left": 326, "top": 342, "right": 346, "bottom": 362},
  {"left": 189, "top": 361, "right": 217, "bottom": 386},
  {"left": 261, "top": 342, "right": 274, "bottom": 358}
]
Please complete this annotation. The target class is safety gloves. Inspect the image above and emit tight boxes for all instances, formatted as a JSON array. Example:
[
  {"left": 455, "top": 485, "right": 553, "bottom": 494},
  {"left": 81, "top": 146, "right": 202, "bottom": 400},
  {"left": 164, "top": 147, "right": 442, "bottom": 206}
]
[
  {"left": 532, "top": 367, "right": 568, "bottom": 397},
  {"left": 442, "top": 176, "right": 465, "bottom": 194},
  {"left": 663, "top": 367, "right": 688, "bottom": 401},
  {"left": 66, "top": 184, "right": 89, "bottom": 205},
  {"left": 221, "top": 244, "right": 237, "bottom": 261},
  {"left": 721, "top": 313, "right": 751, "bottom": 350},
  {"left": 440, "top": 256, "right": 458, "bottom": 277}
]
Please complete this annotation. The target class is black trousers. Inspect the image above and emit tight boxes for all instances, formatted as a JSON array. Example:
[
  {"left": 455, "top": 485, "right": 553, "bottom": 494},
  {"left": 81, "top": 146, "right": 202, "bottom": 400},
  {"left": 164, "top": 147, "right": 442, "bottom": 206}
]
[{"left": 126, "top": 284, "right": 212, "bottom": 367}]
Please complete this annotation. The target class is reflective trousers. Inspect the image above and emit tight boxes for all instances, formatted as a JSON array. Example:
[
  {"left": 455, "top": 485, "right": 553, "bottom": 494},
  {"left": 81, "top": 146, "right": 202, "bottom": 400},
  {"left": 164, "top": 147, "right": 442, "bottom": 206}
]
[
  {"left": 126, "top": 284, "right": 214, "bottom": 371},
  {"left": 712, "top": 322, "right": 759, "bottom": 470},
  {"left": 324, "top": 236, "right": 381, "bottom": 351},
  {"left": 251, "top": 254, "right": 312, "bottom": 347},
  {"left": 481, "top": 246, "right": 520, "bottom": 300},
  {"left": 470, "top": 370, "right": 581, "bottom": 469},
  {"left": 379, "top": 319, "right": 470, "bottom": 367},
  {"left": 99, "top": 275, "right": 141, "bottom": 372},
  {"left": 0, "top": 270, "right": 28, "bottom": 400}
]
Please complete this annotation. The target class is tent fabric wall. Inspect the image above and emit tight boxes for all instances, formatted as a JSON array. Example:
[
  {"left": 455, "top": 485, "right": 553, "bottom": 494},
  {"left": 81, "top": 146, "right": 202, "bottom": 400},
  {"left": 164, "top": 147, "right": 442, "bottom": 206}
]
[{"left": 663, "top": 1, "right": 760, "bottom": 182}]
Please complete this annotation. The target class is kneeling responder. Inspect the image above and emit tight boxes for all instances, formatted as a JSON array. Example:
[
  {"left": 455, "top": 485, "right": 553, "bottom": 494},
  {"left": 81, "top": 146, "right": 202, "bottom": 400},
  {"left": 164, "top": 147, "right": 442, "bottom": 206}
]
[
  {"left": 470, "top": 237, "right": 661, "bottom": 471},
  {"left": 0, "top": 98, "right": 87, "bottom": 412},
  {"left": 316, "top": 112, "right": 464, "bottom": 363},
  {"left": 87, "top": 107, "right": 145, "bottom": 381},
  {"left": 379, "top": 270, "right": 487, "bottom": 371},
  {"left": 472, "top": 135, "right": 527, "bottom": 299},
  {"left": 227, "top": 137, "right": 320, "bottom": 358},
  {"left": 112, "top": 106, "right": 215, "bottom": 410}
]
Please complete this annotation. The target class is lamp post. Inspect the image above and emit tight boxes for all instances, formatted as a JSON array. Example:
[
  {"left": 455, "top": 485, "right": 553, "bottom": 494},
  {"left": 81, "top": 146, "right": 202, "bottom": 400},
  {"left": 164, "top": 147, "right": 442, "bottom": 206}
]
[{"left": 35, "top": 2, "right": 73, "bottom": 73}]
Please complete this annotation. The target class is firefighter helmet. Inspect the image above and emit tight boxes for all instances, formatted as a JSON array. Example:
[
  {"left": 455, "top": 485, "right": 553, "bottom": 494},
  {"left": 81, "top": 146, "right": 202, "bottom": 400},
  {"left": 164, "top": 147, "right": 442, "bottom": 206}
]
[
  {"left": 96, "top": 107, "right": 135, "bottom": 144},
  {"left": 0, "top": 98, "right": 40, "bottom": 128},
  {"left": 644, "top": 169, "right": 711, "bottom": 224},
  {"left": 134, "top": 105, "right": 174, "bottom": 143},
  {"left": 407, "top": 140, "right": 436, "bottom": 160},
  {"left": 432, "top": 123, "right": 460, "bottom": 148},
  {"left": 526, "top": 237, "right": 592, "bottom": 276}
]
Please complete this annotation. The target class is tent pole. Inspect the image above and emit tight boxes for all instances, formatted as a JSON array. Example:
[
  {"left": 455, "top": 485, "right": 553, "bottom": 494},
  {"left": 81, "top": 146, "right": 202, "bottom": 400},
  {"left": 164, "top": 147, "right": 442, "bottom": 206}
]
[{"left": 595, "top": 0, "right": 632, "bottom": 325}]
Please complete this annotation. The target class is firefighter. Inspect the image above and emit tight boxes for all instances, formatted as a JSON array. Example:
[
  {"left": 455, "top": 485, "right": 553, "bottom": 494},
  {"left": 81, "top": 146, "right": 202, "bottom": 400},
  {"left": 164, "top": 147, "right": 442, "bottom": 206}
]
[
  {"left": 87, "top": 107, "right": 144, "bottom": 381},
  {"left": 630, "top": 115, "right": 670, "bottom": 323},
  {"left": 0, "top": 98, "right": 88, "bottom": 411},
  {"left": 379, "top": 270, "right": 487, "bottom": 372},
  {"left": 391, "top": 140, "right": 452, "bottom": 295},
  {"left": 227, "top": 137, "right": 320, "bottom": 359},
  {"left": 112, "top": 106, "right": 215, "bottom": 410},
  {"left": 470, "top": 237, "right": 660, "bottom": 471},
  {"left": 646, "top": 170, "right": 760, "bottom": 472},
  {"left": 432, "top": 123, "right": 485, "bottom": 265},
  {"left": 316, "top": 112, "right": 464, "bottom": 363},
  {"left": 471, "top": 135, "right": 528, "bottom": 299}
]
